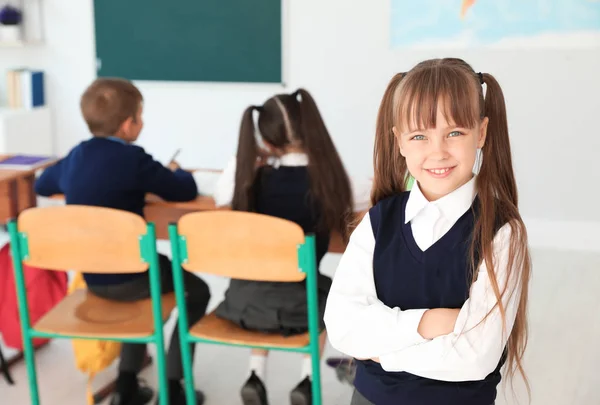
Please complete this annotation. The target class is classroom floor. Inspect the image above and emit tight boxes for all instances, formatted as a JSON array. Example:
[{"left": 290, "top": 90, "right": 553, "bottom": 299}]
[{"left": 2, "top": 240, "right": 600, "bottom": 405}]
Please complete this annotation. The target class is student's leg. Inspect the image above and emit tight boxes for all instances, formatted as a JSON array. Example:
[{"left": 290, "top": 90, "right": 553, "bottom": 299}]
[
  {"left": 88, "top": 279, "right": 156, "bottom": 405},
  {"left": 290, "top": 332, "right": 327, "bottom": 405},
  {"left": 150, "top": 254, "right": 210, "bottom": 405},
  {"left": 241, "top": 349, "right": 269, "bottom": 405},
  {"left": 164, "top": 270, "right": 210, "bottom": 393},
  {"left": 248, "top": 348, "right": 268, "bottom": 380},
  {"left": 289, "top": 279, "right": 330, "bottom": 405},
  {"left": 118, "top": 344, "right": 148, "bottom": 374},
  {"left": 300, "top": 332, "right": 327, "bottom": 380},
  {"left": 88, "top": 254, "right": 211, "bottom": 405}
]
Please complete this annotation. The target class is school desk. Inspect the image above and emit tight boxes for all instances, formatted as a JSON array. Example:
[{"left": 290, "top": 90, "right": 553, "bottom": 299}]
[{"left": 0, "top": 157, "right": 57, "bottom": 223}]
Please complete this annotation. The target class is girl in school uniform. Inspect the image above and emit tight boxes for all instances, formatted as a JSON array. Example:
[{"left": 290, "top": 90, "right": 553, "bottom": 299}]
[
  {"left": 324, "top": 58, "right": 532, "bottom": 405},
  {"left": 212, "top": 89, "right": 356, "bottom": 405}
]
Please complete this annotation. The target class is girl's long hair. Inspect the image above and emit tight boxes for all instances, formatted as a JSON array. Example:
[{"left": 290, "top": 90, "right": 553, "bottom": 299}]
[{"left": 372, "top": 58, "right": 531, "bottom": 396}]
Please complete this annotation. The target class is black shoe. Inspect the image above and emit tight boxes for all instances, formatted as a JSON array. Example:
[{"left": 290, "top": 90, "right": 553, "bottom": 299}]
[
  {"left": 155, "top": 387, "right": 205, "bottom": 405},
  {"left": 290, "top": 377, "right": 312, "bottom": 405},
  {"left": 110, "top": 385, "right": 154, "bottom": 405},
  {"left": 241, "top": 371, "right": 268, "bottom": 405}
]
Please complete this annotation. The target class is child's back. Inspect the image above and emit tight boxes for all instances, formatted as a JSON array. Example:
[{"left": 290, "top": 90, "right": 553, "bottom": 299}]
[
  {"left": 45, "top": 137, "right": 197, "bottom": 215},
  {"left": 35, "top": 78, "right": 198, "bottom": 286}
]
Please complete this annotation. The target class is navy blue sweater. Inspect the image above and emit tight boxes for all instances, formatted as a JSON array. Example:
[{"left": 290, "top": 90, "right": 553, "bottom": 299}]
[
  {"left": 354, "top": 192, "right": 504, "bottom": 405},
  {"left": 34, "top": 137, "right": 198, "bottom": 285}
]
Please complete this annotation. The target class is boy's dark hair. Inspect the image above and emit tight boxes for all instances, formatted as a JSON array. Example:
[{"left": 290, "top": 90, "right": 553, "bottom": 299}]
[{"left": 80, "top": 78, "right": 143, "bottom": 137}]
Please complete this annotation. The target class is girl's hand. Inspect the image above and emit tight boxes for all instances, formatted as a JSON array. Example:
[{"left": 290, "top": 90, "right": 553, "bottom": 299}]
[{"left": 417, "top": 308, "right": 460, "bottom": 340}]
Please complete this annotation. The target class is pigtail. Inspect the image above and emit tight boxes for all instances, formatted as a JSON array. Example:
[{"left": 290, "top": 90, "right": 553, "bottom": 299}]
[
  {"left": 472, "top": 72, "right": 532, "bottom": 398},
  {"left": 231, "top": 106, "right": 260, "bottom": 212},
  {"left": 479, "top": 73, "right": 518, "bottom": 206},
  {"left": 371, "top": 72, "right": 409, "bottom": 206},
  {"left": 295, "top": 88, "right": 354, "bottom": 241}
]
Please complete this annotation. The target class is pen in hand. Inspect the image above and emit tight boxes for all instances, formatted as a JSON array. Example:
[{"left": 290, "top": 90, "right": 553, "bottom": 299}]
[{"left": 168, "top": 149, "right": 181, "bottom": 171}]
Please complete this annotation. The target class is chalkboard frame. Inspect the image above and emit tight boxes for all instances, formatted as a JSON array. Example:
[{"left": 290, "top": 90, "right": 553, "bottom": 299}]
[{"left": 93, "top": 0, "right": 283, "bottom": 84}]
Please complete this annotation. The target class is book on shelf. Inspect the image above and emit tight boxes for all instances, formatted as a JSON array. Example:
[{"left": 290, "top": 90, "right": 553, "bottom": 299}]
[{"left": 6, "top": 69, "right": 45, "bottom": 109}]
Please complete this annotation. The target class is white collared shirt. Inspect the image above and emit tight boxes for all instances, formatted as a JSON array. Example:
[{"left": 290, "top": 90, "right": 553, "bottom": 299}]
[
  {"left": 210, "top": 154, "right": 373, "bottom": 210},
  {"left": 324, "top": 178, "right": 523, "bottom": 382},
  {"left": 406, "top": 178, "right": 477, "bottom": 251}
]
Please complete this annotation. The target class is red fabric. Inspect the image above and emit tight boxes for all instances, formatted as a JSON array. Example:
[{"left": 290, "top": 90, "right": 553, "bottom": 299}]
[{"left": 0, "top": 244, "right": 68, "bottom": 350}]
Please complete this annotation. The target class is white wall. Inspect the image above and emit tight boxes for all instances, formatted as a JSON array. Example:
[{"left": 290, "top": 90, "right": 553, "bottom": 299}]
[{"left": 1, "top": 0, "right": 599, "bottom": 251}]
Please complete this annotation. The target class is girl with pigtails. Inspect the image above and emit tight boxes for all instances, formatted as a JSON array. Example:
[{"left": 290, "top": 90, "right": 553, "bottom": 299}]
[
  {"left": 325, "top": 58, "right": 532, "bottom": 405},
  {"left": 214, "top": 89, "right": 354, "bottom": 405}
]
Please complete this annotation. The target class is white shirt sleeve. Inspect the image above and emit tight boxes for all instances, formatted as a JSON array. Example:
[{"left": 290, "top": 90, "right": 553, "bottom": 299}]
[
  {"left": 213, "top": 156, "right": 236, "bottom": 207},
  {"left": 379, "top": 223, "right": 523, "bottom": 381},
  {"left": 324, "top": 213, "right": 429, "bottom": 359}
]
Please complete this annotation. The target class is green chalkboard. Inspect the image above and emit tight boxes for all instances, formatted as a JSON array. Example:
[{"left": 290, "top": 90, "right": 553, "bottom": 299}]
[{"left": 93, "top": 0, "right": 282, "bottom": 83}]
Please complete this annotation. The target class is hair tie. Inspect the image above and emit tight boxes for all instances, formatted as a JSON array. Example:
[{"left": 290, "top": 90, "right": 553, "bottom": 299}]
[
  {"left": 478, "top": 72, "right": 484, "bottom": 85},
  {"left": 253, "top": 105, "right": 263, "bottom": 112},
  {"left": 293, "top": 90, "right": 301, "bottom": 100}
]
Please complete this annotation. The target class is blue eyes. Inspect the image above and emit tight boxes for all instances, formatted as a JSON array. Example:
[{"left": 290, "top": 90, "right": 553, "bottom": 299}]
[{"left": 410, "top": 131, "right": 463, "bottom": 141}]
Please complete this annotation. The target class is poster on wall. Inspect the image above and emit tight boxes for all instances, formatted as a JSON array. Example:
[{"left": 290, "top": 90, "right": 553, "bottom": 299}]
[{"left": 390, "top": 0, "right": 600, "bottom": 48}]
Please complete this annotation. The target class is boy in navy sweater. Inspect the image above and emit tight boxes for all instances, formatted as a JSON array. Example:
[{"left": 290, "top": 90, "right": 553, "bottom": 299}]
[{"left": 35, "top": 78, "right": 210, "bottom": 405}]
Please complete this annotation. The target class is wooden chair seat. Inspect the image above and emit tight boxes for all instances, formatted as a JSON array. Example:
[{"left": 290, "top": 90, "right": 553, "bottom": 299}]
[
  {"left": 33, "top": 289, "right": 176, "bottom": 339},
  {"left": 189, "top": 311, "right": 312, "bottom": 349}
]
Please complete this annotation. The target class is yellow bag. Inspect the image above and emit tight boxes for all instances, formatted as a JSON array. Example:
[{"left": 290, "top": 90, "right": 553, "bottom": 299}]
[{"left": 69, "top": 272, "right": 121, "bottom": 405}]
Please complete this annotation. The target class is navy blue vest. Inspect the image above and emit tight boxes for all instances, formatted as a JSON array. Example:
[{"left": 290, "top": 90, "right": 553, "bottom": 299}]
[
  {"left": 251, "top": 165, "right": 330, "bottom": 263},
  {"left": 354, "top": 192, "right": 504, "bottom": 405}
]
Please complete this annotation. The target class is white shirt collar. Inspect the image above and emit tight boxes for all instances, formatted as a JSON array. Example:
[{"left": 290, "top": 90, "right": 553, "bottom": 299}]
[
  {"left": 405, "top": 176, "right": 477, "bottom": 224},
  {"left": 268, "top": 152, "right": 309, "bottom": 168}
]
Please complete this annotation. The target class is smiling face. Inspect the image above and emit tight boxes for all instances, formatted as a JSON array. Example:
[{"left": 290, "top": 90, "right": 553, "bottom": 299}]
[
  {"left": 394, "top": 101, "right": 488, "bottom": 201},
  {"left": 389, "top": 60, "right": 488, "bottom": 201}
]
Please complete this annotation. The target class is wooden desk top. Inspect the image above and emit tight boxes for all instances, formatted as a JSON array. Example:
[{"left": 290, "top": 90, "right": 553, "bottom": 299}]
[{"left": 144, "top": 194, "right": 220, "bottom": 210}]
